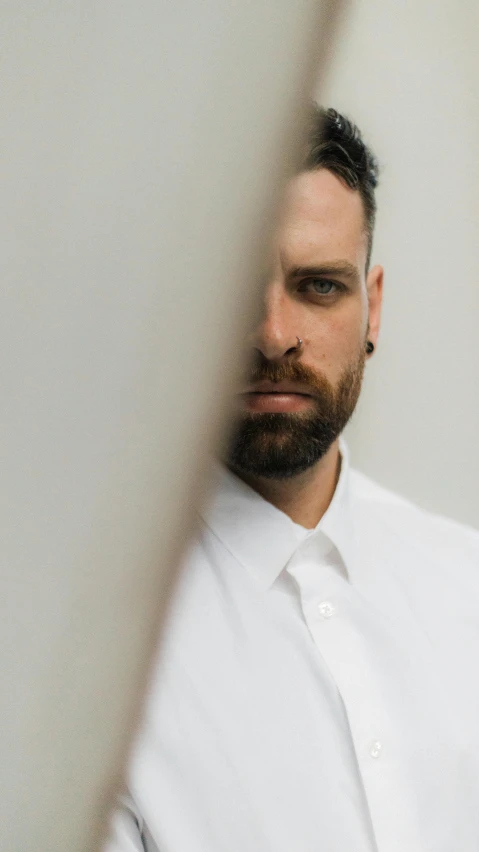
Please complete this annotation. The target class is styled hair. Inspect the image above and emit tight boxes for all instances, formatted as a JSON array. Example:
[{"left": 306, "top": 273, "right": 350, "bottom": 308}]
[{"left": 302, "top": 106, "right": 379, "bottom": 267}]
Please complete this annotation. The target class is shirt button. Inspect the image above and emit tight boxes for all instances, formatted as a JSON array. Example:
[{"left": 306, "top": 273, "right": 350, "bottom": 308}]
[
  {"left": 318, "top": 601, "right": 335, "bottom": 619},
  {"left": 370, "top": 740, "right": 382, "bottom": 759}
]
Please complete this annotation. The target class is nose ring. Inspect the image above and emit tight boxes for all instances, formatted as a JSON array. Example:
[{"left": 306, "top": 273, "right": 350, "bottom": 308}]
[{"left": 295, "top": 337, "right": 303, "bottom": 349}]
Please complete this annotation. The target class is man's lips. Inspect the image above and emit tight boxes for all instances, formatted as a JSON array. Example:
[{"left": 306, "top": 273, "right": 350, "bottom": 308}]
[
  {"left": 241, "top": 380, "right": 314, "bottom": 396},
  {"left": 239, "top": 381, "right": 315, "bottom": 413}
]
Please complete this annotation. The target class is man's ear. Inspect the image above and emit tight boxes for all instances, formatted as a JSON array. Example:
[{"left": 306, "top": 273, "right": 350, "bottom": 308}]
[{"left": 366, "top": 264, "right": 383, "bottom": 351}]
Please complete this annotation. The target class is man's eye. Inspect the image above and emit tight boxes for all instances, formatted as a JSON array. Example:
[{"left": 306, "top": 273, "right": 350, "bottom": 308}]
[{"left": 301, "top": 278, "right": 337, "bottom": 296}]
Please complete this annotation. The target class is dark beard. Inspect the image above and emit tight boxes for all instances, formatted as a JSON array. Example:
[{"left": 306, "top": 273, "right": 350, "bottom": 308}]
[{"left": 228, "top": 353, "right": 365, "bottom": 480}]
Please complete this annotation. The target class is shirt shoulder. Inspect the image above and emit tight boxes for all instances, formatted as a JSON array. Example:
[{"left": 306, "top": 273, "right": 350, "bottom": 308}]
[{"left": 349, "top": 466, "right": 479, "bottom": 558}]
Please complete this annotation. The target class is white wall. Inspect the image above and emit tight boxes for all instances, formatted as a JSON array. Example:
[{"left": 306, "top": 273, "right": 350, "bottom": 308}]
[{"left": 321, "top": 0, "right": 479, "bottom": 527}]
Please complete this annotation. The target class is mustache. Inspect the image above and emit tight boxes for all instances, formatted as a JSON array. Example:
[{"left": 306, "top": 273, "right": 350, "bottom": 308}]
[{"left": 248, "top": 357, "right": 334, "bottom": 397}]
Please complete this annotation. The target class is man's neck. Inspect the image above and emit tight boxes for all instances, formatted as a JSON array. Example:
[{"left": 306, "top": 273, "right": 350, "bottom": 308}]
[{"left": 234, "top": 440, "right": 341, "bottom": 529}]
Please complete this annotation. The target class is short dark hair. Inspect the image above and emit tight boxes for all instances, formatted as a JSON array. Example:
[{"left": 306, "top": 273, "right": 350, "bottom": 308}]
[{"left": 302, "top": 106, "right": 379, "bottom": 268}]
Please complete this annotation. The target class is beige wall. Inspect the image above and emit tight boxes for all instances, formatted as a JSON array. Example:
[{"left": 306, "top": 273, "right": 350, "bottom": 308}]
[
  {"left": 0, "top": 4, "right": 338, "bottom": 850},
  {"left": 321, "top": 0, "right": 479, "bottom": 527}
]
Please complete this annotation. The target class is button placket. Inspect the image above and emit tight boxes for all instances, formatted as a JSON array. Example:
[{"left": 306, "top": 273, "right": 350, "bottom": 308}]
[{"left": 291, "top": 553, "right": 436, "bottom": 849}]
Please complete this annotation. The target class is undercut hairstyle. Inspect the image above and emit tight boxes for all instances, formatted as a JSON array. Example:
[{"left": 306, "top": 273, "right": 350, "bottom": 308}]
[{"left": 302, "top": 106, "right": 379, "bottom": 268}]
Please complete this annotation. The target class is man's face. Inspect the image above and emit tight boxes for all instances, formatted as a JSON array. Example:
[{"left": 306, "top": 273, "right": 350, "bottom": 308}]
[{"left": 229, "top": 167, "right": 383, "bottom": 480}]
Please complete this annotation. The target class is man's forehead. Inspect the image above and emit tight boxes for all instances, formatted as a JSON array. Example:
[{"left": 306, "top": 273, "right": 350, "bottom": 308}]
[{"left": 275, "top": 168, "right": 368, "bottom": 270}]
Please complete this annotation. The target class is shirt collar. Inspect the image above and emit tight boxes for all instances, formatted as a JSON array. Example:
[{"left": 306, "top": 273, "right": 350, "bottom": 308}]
[
  {"left": 317, "top": 438, "right": 356, "bottom": 581},
  {"left": 199, "top": 438, "right": 356, "bottom": 590}
]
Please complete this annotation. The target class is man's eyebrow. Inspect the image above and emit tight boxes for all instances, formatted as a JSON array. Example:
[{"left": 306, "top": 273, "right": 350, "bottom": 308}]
[{"left": 289, "top": 262, "right": 360, "bottom": 280}]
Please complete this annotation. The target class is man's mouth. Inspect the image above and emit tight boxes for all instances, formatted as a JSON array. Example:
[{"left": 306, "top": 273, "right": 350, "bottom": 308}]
[
  {"left": 242, "top": 380, "right": 314, "bottom": 396},
  {"left": 240, "top": 382, "right": 314, "bottom": 414}
]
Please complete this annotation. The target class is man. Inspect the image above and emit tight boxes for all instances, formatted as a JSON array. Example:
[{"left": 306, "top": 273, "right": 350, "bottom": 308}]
[{"left": 106, "top": 107, "right": 479, "bottom": 851}]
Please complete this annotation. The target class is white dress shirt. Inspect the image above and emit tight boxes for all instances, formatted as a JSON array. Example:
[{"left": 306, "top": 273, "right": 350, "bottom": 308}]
[{"left": 105, "top": 441, "right": 479, "bottom": 851}]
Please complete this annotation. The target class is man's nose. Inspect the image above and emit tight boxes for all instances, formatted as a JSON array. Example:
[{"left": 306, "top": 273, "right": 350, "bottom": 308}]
[{"left": 248, "top": 284, "right": 302, "bottom": 362}]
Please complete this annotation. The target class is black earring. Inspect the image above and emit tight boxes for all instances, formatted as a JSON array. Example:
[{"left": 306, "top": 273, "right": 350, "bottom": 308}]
[{"left": 366, "top": 341, "right": 375, "bottom": 354}]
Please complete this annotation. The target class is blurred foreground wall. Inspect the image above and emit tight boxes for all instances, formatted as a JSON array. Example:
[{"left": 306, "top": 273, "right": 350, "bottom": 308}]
[
  {"left": 322, "top": 0, "right": 479, "bottom": 527},
  {"left": 0, "top": 3, "right": 338, "bottom": 851}
]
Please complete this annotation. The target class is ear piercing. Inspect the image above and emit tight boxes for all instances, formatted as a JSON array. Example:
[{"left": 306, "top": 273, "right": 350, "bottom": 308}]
[{"left": 366, "top": 341, "right": 375, "bottom": 354}]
